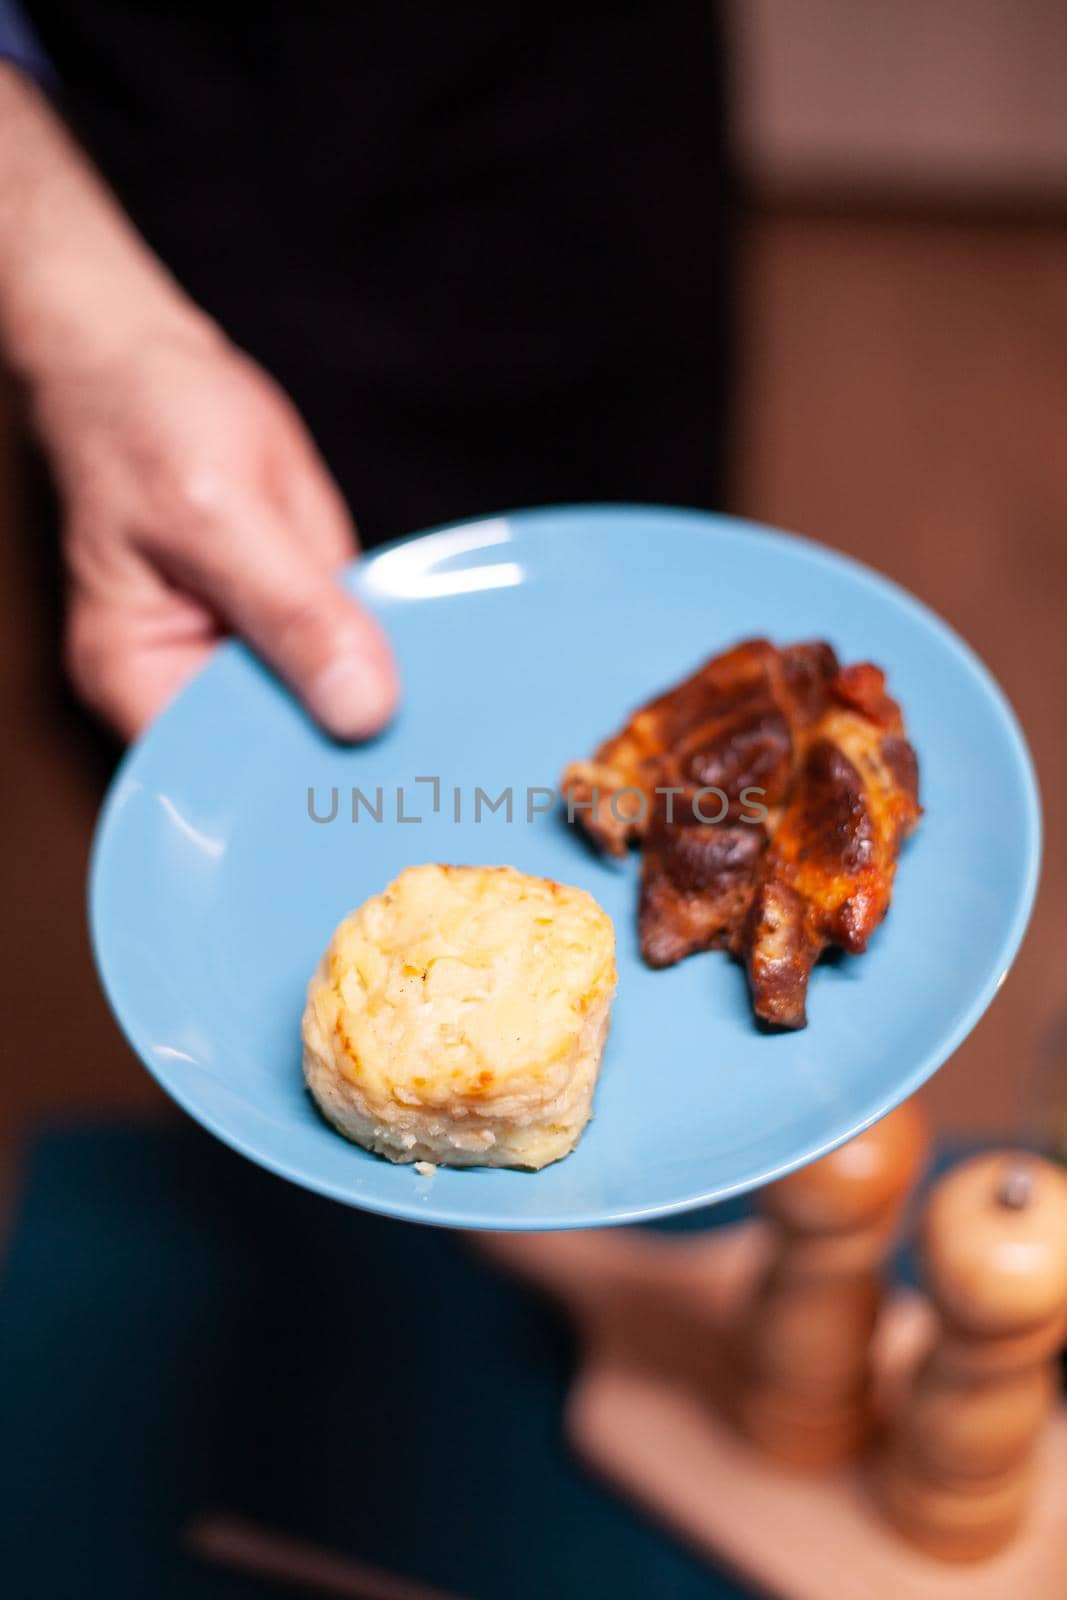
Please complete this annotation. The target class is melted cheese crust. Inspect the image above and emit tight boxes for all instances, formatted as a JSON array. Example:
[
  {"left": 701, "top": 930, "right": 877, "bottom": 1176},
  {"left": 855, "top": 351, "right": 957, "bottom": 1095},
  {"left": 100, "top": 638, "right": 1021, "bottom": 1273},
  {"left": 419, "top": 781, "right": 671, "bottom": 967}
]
[{"left": 302, "top": 864, "right": 616, "bottom": 1168}]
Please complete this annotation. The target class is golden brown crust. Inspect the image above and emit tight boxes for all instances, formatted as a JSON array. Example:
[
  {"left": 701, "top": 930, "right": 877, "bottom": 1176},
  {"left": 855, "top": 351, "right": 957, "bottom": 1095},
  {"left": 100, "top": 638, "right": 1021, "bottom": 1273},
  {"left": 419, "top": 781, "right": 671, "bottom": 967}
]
[
  {"left": 736, "top": 666, "right": 922, "bottom": 1028},
  {"left": 563, "top": 642, "right": 920, "bottom": 1029},
  {"left": 302, "top": 864, "right": 617, "bottom": 1167},
  {"left": 639, "top": 803, "right": 766, "bottom": 968}
]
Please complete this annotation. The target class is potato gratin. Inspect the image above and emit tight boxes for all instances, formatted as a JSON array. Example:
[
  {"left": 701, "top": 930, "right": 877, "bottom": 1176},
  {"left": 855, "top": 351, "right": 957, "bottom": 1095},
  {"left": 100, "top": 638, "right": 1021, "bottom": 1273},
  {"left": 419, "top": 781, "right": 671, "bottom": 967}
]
[{"left": 302, "top": 864, "right": 616, "bottom": 1169}]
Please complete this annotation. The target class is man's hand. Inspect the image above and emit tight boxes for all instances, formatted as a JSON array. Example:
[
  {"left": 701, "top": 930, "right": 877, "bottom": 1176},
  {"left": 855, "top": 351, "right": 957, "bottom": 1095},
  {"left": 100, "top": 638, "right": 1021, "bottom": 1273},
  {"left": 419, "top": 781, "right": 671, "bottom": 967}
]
[
  {"left": 0, "top": 64, "right": 397, "bottom": 741},
  {"left": 36, "top": 320, "right": 398, "bottom": 740}
]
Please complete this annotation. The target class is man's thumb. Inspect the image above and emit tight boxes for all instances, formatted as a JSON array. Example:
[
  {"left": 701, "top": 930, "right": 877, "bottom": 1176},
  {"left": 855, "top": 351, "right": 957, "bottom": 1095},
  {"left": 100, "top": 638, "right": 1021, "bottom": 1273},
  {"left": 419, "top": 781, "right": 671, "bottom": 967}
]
[{"left": 210, "top": 533, "right": 399, "bottom": 741}]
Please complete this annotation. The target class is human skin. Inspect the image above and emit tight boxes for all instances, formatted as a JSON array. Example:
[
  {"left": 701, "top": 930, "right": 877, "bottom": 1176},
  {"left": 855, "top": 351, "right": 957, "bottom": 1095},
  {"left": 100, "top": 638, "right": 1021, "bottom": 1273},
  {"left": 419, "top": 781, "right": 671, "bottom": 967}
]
[{"left": 0, "top": 63, "right": 399, "bottom": 741}]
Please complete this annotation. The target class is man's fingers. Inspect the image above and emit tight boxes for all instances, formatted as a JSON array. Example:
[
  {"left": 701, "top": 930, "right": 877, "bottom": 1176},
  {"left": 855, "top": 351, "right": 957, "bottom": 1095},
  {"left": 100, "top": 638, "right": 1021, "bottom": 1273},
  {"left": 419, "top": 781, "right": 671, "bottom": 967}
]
[
  {"left": 283, "top": 439, "right": 362, "bottom": 568},
  {"left": 257, "top": 574, "right": 399, "bottom": 741},
  {"left": 66, "top": 595, "right": 218, "bottom": 739},
  {"left": 70, "top": 499, "right": 399, "bottom": 743},
  {"left": 179, "top": 513, "right": 400, "bottom": 741},
  {"left": 69, "top": 571, "right": 398, "bottom": 743}
]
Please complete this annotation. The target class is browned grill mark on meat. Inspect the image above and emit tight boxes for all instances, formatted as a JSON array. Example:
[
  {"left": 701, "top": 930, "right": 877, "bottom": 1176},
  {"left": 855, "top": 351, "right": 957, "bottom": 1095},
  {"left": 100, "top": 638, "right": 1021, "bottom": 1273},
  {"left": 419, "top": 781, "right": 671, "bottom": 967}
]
[{"left": 562, "top": 641, "right": 920, "bottom": 1029}]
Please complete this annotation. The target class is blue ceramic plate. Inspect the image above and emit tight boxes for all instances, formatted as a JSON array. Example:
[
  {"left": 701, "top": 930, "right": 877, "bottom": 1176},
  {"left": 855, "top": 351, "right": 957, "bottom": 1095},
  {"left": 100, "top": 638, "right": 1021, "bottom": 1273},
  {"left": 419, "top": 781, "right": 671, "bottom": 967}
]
[{"left": 89, "top": 507, "right": 1040, "bottom": 1230}]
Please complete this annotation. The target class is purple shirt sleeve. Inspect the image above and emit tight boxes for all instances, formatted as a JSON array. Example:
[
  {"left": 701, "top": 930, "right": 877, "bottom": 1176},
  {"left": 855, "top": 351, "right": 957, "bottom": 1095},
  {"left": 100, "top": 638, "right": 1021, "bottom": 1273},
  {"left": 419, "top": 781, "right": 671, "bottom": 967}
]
[{"left": 0, "top": 1, "right": 56, "bottom": 89}]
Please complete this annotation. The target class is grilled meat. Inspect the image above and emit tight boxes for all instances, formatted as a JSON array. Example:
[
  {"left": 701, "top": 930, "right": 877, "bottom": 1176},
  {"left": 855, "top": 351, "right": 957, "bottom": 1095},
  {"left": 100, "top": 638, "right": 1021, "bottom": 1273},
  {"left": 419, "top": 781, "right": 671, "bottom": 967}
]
[
  {"left": 735, "top": 664, "right": 921, "bottom": 1028},
  {"left": 563, "top": 641, "right": 919, "bottom": 1029},
  {"left": 561, "top": 639, "right": 838, "bottom": 857}
]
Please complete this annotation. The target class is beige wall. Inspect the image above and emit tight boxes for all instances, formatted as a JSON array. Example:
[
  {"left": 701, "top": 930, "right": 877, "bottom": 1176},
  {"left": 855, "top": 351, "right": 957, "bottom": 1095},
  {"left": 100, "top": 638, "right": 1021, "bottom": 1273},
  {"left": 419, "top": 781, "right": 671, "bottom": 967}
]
[{"left": 732, "top": 0, "right": 1067, "bottom": 202}]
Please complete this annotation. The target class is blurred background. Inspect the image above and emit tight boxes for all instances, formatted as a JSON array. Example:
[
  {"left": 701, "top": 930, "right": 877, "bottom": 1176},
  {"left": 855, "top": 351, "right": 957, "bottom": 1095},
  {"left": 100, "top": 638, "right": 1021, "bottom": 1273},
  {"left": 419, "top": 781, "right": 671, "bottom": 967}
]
[
  {"left": 3, "top": 7, "right": 1067, "bottom": 1598},
  {"left": 2, "top": 0, "right": 1066, "bottom": 1233}
]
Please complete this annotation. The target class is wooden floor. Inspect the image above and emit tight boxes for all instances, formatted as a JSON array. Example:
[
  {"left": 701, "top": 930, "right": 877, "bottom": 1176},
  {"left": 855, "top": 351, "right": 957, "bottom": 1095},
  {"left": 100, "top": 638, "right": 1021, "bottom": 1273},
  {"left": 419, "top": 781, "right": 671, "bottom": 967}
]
[{"left": 2, "top": 207, "right": 1066, "bottom": 1211}]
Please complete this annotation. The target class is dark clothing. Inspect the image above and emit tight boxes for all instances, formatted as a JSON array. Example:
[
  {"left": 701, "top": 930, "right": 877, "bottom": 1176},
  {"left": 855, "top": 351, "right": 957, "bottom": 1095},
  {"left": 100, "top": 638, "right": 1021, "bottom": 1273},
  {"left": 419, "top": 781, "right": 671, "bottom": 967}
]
[{"left": 24, "top": 2, "right": 735, "bottom": 545}]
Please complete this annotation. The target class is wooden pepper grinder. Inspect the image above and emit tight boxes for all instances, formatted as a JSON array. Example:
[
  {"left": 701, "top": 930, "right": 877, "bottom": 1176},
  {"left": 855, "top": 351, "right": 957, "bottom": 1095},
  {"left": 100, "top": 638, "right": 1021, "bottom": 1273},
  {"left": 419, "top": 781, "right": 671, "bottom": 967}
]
[
  {"left": 730, "top": 1100, "right": 927, "bottom": 1467},
  {"left": 877, "top": 1151, "right": 1067, "bottom": 1562}
]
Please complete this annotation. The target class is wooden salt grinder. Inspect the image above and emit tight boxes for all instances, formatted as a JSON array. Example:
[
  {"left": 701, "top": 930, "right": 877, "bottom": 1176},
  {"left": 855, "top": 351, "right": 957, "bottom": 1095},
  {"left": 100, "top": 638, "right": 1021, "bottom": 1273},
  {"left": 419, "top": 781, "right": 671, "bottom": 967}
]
[
  {"left": 876, "top": 1151, "right": 1067, "bottom": 1562},
  {"left": 730, "top": 1100, "right": 928, "bottom": 1467}
]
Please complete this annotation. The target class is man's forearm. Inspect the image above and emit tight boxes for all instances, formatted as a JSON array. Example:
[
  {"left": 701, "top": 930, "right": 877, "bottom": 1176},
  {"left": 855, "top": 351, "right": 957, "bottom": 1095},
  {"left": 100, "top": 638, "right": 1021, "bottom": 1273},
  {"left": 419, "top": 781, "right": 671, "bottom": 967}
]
[{"left": 0, "top": 62, "right": 213, "bottom": 387}]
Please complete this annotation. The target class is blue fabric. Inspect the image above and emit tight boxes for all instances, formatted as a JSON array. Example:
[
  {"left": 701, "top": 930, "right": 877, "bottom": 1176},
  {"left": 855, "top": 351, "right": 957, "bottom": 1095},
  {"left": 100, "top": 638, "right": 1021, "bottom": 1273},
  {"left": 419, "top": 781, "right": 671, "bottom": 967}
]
[
  {"left": 0, "top": 0, "right": 54, "bottom": 87},
  {"left": 0, "top": 1122, "right": 755, "bottom": 1599}
]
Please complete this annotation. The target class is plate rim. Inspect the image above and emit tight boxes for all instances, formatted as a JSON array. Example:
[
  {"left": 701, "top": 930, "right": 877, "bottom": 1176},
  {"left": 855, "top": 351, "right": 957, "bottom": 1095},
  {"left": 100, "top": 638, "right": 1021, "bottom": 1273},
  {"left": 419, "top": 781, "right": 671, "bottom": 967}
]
[{"left": 88, "top": 503, "right": 1043, "bottom": 1229}]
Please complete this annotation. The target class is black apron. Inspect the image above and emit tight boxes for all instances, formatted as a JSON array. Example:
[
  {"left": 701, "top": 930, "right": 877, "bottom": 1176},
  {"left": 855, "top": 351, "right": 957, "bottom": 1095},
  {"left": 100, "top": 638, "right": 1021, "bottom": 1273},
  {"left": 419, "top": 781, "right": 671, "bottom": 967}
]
[{"left": 27, "top": 0, "right": 736, "bottom": 545}]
